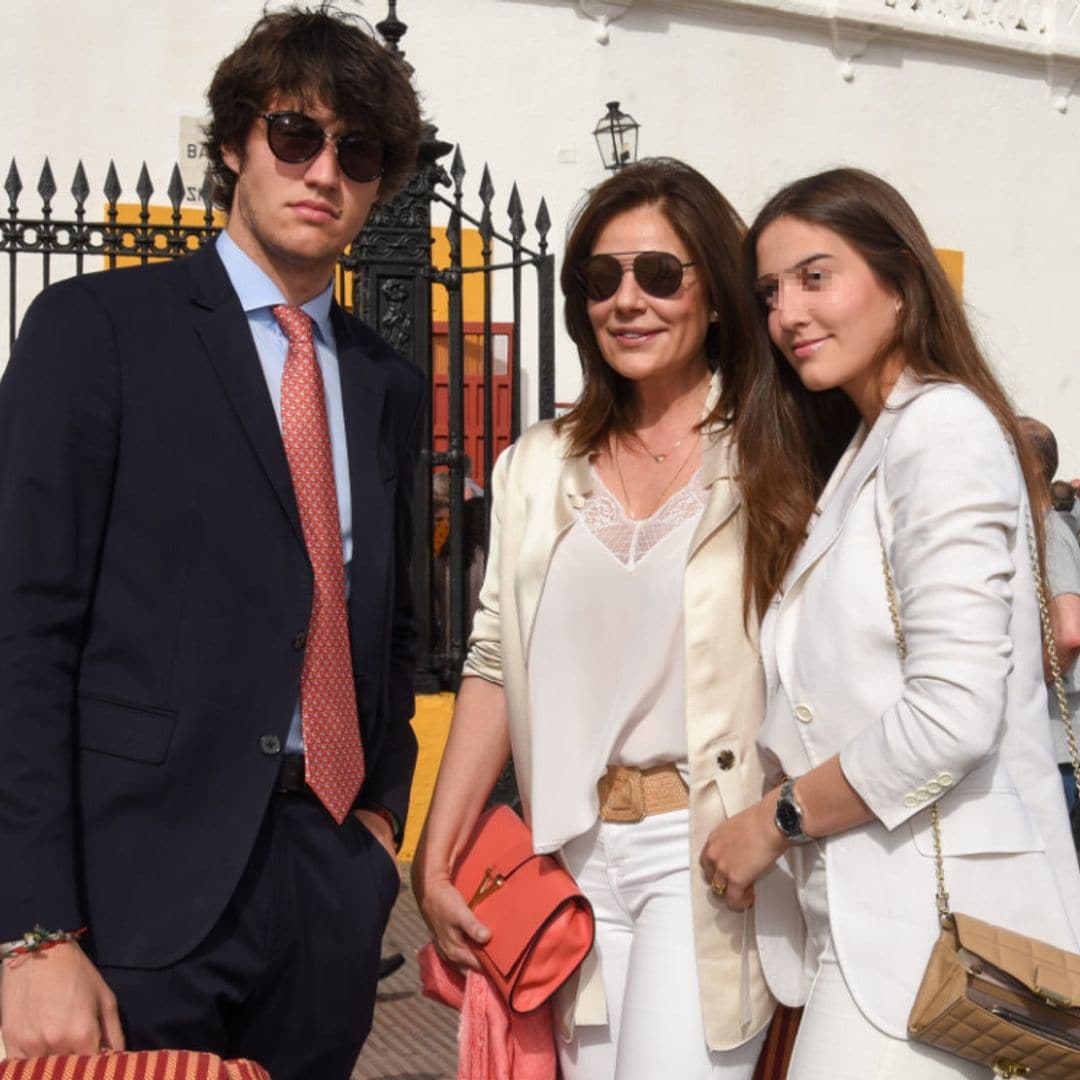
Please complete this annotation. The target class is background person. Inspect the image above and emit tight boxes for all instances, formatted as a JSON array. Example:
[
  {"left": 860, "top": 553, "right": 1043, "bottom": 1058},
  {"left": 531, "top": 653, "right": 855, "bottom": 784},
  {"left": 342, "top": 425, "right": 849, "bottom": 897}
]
[
  {"left": 699, "top": 167, "right": 1080, "bottom": 1079},
  {"left": 1051, "top": 478, "right": 1076, "bottom": 516},
  {"left": 1018, "top": 417, "right": 1080, "bottom": 818},
  {"left": 412, "top": 158, "right": 774, "bottom": 1080},
  {"left": 0, "top": 7, "right": 423, "bottom": 1076},
  {"left": 432, "top": 495, "right": 487, "bottom": 682},
  {"left": 1051, "top": 477, "right": 1080, "bottom": 539}
]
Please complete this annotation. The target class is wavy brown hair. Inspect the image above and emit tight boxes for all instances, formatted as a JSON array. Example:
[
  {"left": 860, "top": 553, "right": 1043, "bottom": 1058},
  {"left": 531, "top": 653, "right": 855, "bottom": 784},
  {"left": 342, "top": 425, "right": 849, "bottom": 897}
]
[
  {"left": 205, "top": 3, "right": 422, "bottom": 210},
  {"left": 555, "top": 158, "right": 756, "bottom": 455},
  {"left": 737, "top": 167, "right": 1044, "bottom": 620}
]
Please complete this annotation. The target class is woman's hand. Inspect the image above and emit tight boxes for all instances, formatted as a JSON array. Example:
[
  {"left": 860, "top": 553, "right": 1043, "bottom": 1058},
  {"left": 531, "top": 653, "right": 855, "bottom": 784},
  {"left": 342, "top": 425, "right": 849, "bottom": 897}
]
[
  {"left": 412, "top": 870, "right": 491, "bottom": 972},
  {"left": 410, "top": 677, "right": 510, "bottom": 971},
  {"left": 698, "top": 791, "right": 788, "bottom": 911},
  {"left": 701, "top": 759, "right": 873, "bottom": 909}
]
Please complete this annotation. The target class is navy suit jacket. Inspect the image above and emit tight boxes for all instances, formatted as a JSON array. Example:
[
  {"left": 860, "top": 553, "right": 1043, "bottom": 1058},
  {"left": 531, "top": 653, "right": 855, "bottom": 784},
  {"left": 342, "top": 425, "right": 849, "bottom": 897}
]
[{"left": 0, "top": 243, "right": 424, "bottom": 968}]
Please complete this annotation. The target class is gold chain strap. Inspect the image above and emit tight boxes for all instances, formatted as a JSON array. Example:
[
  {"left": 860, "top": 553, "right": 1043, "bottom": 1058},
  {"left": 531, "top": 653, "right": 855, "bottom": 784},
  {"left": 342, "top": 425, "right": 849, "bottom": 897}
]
[
  {"left": 1027, "top": 521, "right": 1080, "bottom": 785},
  {"left": 879, "top": 545, "right": 952, "bottom": 921},
  {"left": 880, "top": 518, "right": 1078, "bottom": 926}
]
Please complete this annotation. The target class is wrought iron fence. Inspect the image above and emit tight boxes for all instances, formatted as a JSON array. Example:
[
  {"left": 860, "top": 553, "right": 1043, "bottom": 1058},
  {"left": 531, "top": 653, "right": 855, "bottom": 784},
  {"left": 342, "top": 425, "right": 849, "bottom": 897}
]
[
  {"left": 2, "top": 158, "right": 220, "bottom": 346},
  {"left": 0, "top": 140, "right": 556, "bottom": 689}
]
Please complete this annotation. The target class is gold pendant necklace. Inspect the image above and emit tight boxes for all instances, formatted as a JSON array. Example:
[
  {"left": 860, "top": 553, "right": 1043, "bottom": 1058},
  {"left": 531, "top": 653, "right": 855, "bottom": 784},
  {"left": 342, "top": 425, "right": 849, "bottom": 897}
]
[
  {"left": 634, "top": 381, "right": 711, "bottom": 462},
  {"left": 612, "top": 430, "right": 701, "bottom": 521},
  {"left": 637, "top": 428, "right": 691, "bottom": 464}
]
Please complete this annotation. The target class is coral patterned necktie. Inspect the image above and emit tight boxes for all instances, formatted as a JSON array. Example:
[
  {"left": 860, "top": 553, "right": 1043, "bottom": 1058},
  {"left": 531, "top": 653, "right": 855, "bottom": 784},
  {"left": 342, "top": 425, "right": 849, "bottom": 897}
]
[{"left": 273, "top": 303, "right": 365, "bottom": 824}]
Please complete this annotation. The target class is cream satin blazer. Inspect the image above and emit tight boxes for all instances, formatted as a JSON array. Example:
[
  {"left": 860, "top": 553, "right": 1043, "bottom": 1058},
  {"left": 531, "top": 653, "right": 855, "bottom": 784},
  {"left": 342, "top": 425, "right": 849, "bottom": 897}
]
[
  {"left": 754, "top": 376, "right": 1080, "bottom": 1038},
  {"left": 463, "top": 391, "right": 774, "bottom": 1050}
]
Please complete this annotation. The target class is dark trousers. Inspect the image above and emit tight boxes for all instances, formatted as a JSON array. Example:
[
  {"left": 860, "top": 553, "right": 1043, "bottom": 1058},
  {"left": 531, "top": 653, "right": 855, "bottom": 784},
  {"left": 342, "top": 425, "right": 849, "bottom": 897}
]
[{"left": 100, "top": 795, "right": 401, "bottom": 1080}]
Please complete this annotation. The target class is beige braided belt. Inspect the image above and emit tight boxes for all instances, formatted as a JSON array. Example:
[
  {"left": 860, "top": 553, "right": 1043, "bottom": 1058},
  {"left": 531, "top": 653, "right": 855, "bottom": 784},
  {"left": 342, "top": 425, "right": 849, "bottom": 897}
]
[{"left": 596, "top": 763, "right": 689, "bottom": 822}]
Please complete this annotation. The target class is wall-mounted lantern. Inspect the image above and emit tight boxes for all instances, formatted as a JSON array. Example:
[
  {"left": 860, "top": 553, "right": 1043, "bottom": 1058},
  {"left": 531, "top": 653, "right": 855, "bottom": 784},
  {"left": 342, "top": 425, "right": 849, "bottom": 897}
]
[{"left": 593, "top": 101, "right": 639, "bottom": 172}]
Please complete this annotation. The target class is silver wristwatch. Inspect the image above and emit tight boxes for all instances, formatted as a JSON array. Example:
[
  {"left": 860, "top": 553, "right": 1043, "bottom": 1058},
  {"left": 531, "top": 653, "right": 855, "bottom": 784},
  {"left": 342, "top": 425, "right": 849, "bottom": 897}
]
[{"left": 774, "top": 778, "right": 814, "bottom": 844}]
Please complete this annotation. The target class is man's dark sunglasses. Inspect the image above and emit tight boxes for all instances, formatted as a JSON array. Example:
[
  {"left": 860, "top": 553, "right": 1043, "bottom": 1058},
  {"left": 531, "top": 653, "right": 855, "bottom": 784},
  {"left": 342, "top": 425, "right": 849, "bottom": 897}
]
[
  {"left": 261, "top": 111, "right": 384, "bottom": 184},
  {"left": 576, "top": 251, "right": 696, "bottom": 302}
]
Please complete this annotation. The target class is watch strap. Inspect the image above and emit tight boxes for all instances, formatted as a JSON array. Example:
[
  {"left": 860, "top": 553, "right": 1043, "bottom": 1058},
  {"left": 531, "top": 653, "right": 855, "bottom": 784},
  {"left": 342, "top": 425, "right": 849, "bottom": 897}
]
[{"left": 775, "top": 777, "right": 813, "bottom": 844}]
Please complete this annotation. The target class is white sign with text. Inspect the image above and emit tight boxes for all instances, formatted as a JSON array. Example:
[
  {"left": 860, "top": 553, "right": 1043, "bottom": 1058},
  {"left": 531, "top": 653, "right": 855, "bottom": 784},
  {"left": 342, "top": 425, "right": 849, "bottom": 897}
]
[{"left": 178, "top": 115, "right": 210, "bottom": 207}]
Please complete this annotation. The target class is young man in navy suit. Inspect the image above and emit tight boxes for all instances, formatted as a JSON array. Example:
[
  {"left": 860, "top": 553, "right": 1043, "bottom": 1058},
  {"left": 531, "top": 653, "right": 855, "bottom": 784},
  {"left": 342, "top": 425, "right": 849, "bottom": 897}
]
[{"left": 0, "top": 7, "right": 424, "bottom": 1076}]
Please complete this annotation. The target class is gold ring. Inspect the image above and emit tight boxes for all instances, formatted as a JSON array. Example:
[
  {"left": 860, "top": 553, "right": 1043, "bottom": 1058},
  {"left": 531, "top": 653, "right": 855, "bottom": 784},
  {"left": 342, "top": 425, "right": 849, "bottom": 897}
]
[{"left": 711, "top": 879, "right": 728, "bottom": 897}]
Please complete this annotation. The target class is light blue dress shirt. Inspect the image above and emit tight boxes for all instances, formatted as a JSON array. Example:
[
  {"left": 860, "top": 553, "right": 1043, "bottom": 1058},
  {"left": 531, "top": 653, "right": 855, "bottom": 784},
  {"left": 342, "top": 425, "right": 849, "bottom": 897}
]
[{"left": 215, "top": 232, "right": 353, "bottom": 754}]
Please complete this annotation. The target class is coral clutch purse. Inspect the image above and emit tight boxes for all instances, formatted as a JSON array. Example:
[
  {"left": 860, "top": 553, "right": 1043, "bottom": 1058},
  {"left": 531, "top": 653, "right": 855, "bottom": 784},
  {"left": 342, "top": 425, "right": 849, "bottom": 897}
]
[{"left": 452, "top": 804, "right": 594, "bottom": 1013}]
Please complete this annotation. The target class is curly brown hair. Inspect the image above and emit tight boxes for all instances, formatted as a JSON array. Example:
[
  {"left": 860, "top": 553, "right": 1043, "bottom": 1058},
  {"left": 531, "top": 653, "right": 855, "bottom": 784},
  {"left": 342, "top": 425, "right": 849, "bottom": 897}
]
[{"left": 204, "top": 3, "right": 422, "bottom": 210}]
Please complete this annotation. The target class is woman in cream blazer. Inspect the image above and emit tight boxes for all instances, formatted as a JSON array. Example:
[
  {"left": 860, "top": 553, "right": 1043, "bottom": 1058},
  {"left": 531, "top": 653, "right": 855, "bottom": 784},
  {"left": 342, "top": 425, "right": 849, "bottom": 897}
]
[
  {"left": 413, "top": 160, "right": 773, "bottom": 1080},
  {"left": 464, "top": 402, "right": 771, "bottom": 1044},
  {"left": 700, "top": 168, "right": 1080, "bottom": 1078}
]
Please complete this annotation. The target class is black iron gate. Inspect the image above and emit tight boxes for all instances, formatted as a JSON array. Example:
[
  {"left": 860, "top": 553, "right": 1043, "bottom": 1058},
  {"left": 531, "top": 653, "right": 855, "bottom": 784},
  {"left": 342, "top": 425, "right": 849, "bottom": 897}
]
[
  {"left": 353, "top": 128, "right": 556, "bottom": 688},
  {"left": 1, "top": 136, "right": 556, "bottom": 690}
]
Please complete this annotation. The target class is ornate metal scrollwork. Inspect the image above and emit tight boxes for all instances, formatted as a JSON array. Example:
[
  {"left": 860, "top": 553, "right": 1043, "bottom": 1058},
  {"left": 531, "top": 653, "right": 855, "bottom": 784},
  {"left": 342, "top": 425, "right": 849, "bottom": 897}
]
[{"left": 378, "top": 277, "right": 414, "bottom": 355}]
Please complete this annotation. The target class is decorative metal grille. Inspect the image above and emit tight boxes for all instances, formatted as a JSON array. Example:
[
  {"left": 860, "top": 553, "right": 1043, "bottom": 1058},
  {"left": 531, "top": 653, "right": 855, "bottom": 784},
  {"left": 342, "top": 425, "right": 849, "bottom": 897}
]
[{"left": 2, "top": 158, "right": 220, "bottom": 346}]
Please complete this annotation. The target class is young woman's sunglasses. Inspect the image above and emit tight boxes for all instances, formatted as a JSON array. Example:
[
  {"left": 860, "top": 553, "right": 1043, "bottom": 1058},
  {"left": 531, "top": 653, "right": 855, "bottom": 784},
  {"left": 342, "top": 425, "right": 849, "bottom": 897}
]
[
  {"left": 261, "top": 111, "right": 385, "bottom": 184},
  {"left": 576, "top": 251, "right": 696, "bottom": 302}
]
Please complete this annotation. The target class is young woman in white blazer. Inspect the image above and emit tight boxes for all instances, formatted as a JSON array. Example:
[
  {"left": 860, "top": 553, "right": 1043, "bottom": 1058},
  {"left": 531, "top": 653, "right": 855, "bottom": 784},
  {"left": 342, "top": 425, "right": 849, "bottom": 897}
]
[
  {"left": 699, "top": 167, "right": 1080, "bottom": 1078},
  {"left": 413, "top": 160, "right": 774, "bottom": 1079}
]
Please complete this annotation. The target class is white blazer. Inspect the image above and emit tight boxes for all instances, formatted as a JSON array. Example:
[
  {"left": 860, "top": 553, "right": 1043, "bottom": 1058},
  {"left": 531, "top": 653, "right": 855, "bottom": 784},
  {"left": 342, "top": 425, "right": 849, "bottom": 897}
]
[
  {"left": 754, "top": 375, "right": 1080, "bottom": 1038},
  {"left": 463, "top": 378, "right": 774, "bottom": 1050}
]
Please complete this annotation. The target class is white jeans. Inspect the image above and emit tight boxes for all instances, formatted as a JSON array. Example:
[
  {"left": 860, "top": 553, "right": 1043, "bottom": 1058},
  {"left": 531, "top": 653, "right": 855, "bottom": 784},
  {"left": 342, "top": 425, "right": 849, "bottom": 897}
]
[
  {"left": 788, "top": 945, "right": 986, "bottom": 1080},
  {"left": 557, "top": 809, "right": 765, "bottom": 1080}
]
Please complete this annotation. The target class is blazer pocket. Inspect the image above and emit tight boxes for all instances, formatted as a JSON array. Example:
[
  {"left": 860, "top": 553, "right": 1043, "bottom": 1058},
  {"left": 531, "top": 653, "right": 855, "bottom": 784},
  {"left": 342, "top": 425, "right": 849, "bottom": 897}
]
[
  {"left": 76, "top": 694, "right": 178, "bottom": 764},
  {"left": 909, "top": 790, "right": 1044, "bottom": 857}
]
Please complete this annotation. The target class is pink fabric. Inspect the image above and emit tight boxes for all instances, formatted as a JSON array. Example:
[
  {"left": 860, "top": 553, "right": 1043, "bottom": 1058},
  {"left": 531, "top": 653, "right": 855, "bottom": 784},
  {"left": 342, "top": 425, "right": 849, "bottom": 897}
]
[{"left": 417, "top": 942, "right": 558, "bottom": 1080}]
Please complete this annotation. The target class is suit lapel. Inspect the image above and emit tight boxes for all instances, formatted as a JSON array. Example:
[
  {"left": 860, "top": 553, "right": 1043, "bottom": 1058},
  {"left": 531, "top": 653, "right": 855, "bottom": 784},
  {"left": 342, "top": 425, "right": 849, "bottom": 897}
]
[
  {"left": 688, "top": 422, "right": 739, "bottom": 561},
  {"left": 517, "top": 446, "right": 590, "bottom": 656},
  {"left": 333, "top": 311, "right": 387, "bottom": 574},
  {"left": 691, "top": 371, "right": 740, "bottom": 558},
  {"left": 780, "top": 422, "right": 878, "bottom": 596},
  {"left": 186, "top": 246, "right": 304, "bottom": 546},
  {"left": 780, "top": 373, "right": 934, "bottom": 596}
]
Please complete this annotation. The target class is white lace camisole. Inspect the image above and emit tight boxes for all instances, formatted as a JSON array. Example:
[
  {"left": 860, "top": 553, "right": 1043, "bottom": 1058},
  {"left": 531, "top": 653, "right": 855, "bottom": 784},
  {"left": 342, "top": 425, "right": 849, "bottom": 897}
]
[{"left": 526, "top": 466, "right": 707, "bottom": 853}]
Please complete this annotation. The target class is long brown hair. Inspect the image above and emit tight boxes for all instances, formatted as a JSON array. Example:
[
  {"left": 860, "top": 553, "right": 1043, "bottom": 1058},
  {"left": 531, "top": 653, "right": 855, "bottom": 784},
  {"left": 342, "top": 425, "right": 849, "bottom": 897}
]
[
  {"left": 737, "top": 167, "right": 1045, "bottom": 620},
  {"left": 555, "top": 158, "right": 755, "bottom": 455}
]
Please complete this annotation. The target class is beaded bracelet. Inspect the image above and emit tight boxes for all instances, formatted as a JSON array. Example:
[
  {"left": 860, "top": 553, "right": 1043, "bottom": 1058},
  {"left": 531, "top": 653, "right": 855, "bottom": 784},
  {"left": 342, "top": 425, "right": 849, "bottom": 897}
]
[{"left": 0, "top": 924, "right": 87, "bottom": 962}]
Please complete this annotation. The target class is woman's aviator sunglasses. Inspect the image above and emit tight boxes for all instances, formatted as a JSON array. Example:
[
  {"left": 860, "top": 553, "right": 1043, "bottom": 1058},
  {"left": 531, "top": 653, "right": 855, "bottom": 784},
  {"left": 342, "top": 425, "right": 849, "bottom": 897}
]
[
  {"left": 261, "top": 111, "right": 384, "bottom": 184},
  {"left": 576, "top": 251, "right": 696, "bottom": 302}
]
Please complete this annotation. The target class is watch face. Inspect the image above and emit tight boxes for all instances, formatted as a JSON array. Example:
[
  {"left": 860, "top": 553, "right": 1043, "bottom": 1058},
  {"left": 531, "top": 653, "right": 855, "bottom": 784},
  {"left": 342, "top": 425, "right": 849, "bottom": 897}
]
[{"left": 776, "top": 797, "right": 802, "bottom": 837}]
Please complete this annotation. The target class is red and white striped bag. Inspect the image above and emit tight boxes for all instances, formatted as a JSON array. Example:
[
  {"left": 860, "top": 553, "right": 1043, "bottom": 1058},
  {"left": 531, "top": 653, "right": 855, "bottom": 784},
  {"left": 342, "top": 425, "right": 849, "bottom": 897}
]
[{"left": 0, "top": 1050, "right": 270, "bottom": 1080}]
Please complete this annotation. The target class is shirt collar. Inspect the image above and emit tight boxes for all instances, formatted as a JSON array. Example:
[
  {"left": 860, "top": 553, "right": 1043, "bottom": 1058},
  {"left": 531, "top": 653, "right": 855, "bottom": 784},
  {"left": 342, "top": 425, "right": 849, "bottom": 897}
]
[{"left": 215, "top": 231, "right": 335, "bottom": 344}]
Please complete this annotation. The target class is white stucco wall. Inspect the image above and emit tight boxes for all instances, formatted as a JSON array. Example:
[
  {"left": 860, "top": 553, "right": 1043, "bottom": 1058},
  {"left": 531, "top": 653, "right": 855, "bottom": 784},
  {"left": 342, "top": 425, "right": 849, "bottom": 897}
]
[{"left": 3, "top": 0, "right": 1079, "bottom": 471}]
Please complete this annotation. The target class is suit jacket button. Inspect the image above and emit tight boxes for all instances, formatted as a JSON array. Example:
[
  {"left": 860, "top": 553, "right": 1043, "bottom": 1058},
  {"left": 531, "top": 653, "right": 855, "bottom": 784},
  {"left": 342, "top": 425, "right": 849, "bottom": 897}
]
[
  {"left": 717, "top": 750, "right": 736, "bottom": 771},
  {"left": 292, "top": 632, "right": 307, "bottom": 650},
  {"left": 793, "top": 703, "right": 813, "bottom": 723},
  {"left": 938, "top": 771, "right": 954, "bottom": 787},
  {"left": 903, "top": 794, "right": 919, "bottom": 807},
  {"left": 260, "top": 734, "right": 282, "bottom": 756}
]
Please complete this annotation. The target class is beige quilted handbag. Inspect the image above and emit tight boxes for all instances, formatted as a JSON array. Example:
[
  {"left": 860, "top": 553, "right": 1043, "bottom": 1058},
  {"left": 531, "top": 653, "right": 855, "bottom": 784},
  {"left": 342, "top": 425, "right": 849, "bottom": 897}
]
[
  {"left": 882, "top": 529, "right": 1080, "bottom": 1078},
  {"left": 908, "top": 913, "right": 1080, "bottom": 1077}
]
